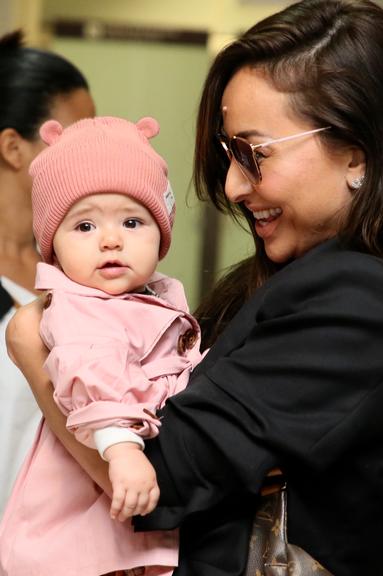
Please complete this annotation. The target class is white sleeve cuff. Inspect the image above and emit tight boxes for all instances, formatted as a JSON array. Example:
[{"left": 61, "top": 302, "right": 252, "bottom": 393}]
[{"left": 93, "top": 427, "right": 145, "bottom": 460}]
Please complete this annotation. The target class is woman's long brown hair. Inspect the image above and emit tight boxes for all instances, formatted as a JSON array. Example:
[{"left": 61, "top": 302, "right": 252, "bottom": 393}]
[{"left": 193, "top": 0, "right": 383, "bottom": 347}]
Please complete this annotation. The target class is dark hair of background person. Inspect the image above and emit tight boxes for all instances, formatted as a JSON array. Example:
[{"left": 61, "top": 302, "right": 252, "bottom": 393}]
[
  {"left": 193, "top": 0, "right": 383, "bottom": 349},
  {"left": 0, "top": 30, "right": 89, "bottom": 139}
]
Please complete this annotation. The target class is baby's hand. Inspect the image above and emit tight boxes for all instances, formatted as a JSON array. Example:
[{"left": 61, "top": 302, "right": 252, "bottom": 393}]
[{"left": 104, "top": 442, "right": 160, "bottom": 522}]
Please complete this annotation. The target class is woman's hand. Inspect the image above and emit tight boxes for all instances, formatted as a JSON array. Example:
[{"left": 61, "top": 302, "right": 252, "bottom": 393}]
[
  {"left": 6, "top": 296, "right": 46, "bottom": 376},
  {"left": 6, "top": 298, "right": 112, "bottom": 497}
]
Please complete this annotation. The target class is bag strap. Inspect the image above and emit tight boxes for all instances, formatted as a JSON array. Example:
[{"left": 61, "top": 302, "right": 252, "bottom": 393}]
[
  {"left": 246, "top": 469, "right": 334, "bottom": 576},
  {"left": 260, "top": 467, "right": 286, "bottom": 496}
]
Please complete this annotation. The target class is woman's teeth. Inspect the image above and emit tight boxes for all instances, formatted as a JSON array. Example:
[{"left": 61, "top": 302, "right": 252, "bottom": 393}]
[{"left": 253, "top": 208, "right": 282, "bottom": 221}]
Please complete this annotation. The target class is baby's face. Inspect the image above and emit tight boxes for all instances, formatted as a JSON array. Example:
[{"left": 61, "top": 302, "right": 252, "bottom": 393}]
[{"left": 53, "top": 193, "right": 161, "bottom": 295}]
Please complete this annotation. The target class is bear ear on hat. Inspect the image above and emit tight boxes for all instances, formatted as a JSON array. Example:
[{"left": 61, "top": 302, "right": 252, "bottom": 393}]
[
  {"left": 40, "top": 120, "right": 64, "bottom": 145},
  {"left": 136, "top": 116, "right": 160, "bottom": 140}
]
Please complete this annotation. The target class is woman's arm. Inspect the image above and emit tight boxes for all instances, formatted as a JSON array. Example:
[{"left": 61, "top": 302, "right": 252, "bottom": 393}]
[
  {"left": 6, "top": 298, "right": 112, "bottom": 497},
  {"left": 137, "top": 246, "right": 383, "bottom": 530}
]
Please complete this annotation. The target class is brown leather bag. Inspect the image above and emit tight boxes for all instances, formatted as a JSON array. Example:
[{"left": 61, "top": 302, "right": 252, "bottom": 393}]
[{"left": 245, "top": 478, "right": 333, "bottom": 575}]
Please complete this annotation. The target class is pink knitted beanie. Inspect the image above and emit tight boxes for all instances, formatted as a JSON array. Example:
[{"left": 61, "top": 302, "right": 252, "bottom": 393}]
[{"left": 31, "top": 116, "right": 175, "bottom": 263}]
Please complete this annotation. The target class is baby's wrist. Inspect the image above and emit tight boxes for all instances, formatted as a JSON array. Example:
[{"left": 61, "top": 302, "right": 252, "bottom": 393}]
[
  {"left": 104, "top": 441, "right": 142, "bottom": 462},
  {"left": 94, "top": 426, "right": 145, "bottom": 460}
]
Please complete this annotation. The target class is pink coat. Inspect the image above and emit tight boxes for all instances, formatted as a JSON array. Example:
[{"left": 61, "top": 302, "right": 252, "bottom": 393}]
[{"left": 0, "top": 264, "right": 202, "bottom": 576}]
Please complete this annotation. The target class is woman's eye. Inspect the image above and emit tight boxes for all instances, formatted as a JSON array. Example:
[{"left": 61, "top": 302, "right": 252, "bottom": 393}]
[
  {"left": 76, "top": 222, "right": 94, "bottom": 232},
  {"left": 255, "top": 151, "right": 266, "bottom": 163},
  {"left": 123, "top": 219, "right": 141, "bottom": 229}
]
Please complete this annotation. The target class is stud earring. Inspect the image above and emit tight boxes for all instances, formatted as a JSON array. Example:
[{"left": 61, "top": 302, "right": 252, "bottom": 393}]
[{"left": 350, "top": 176, "right": 365, "bottom": 190}]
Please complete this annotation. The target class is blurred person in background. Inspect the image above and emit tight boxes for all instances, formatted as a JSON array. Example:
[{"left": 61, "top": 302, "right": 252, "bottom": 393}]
[{"left": 0, "top": 30, "right": 95, "bottom": 516}]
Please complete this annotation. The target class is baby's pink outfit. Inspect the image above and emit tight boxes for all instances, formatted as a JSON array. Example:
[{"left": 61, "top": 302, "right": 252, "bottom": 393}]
[{"left": 0, "top": 263, "right": 202, "bottom": 576}]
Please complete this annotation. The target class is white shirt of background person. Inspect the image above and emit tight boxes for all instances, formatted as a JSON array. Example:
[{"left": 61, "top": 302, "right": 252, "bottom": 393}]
[{"left": 0, "top": 277, "right": 41, "bottom": 518}]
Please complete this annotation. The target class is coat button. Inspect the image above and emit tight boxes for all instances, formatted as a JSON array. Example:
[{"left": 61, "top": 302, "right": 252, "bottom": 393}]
[
  {"left": 43, "top": 292, "right": 52, "bottom": 309},
  {"left": 177, "top": 328, "right": 197, "bottom": 355}
]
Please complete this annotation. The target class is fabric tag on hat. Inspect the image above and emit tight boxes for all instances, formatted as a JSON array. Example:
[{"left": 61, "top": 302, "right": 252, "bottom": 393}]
[{"left": 163, "top": 181, "right": 175, "bottom": 215}]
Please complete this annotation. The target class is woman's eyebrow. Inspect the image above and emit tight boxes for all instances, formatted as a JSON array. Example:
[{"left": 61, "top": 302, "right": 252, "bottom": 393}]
[{"left": 235, "top": 129, "right": 270, "bottom": 139}]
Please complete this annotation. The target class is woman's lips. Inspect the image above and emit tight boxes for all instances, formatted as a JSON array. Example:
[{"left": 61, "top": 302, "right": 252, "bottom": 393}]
[{"left": 254, "top": 213, "right": 281, "bottom": 240}]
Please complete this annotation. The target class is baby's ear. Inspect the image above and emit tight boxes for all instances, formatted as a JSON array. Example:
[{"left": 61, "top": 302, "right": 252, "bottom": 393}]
[
  {"left": 39, "top": 120, "right": 64, "bottom": 145},
  {"left": 136, "top": 117, "right": 160, "bottom": 140}
]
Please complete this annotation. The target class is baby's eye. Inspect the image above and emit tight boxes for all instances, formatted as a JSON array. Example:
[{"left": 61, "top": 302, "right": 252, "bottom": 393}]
[
  {"left": 123, "top": 219, "right": 141, "bottom": 229},
  {"left": 76, "top": 222, "right": 95, "bottom": 232}
]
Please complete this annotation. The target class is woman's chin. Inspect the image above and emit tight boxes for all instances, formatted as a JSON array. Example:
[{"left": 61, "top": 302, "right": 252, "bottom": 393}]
[{"left": 264, "top": 241, "right": 293, "bottom": 264}]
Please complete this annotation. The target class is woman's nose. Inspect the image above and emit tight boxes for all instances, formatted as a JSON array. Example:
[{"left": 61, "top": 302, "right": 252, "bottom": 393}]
[{"left": 224, "top": 159, "right": 255, "bottom": 204}]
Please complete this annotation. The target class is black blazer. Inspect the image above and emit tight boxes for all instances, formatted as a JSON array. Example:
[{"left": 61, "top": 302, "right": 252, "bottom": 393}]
[{"left": 136, "top": 238, "right": 383, "bottom": 576}]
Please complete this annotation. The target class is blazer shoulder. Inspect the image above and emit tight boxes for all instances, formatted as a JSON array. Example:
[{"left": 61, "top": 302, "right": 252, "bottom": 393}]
[
  {"left": 273, "top": 239, "right": 383, "bottom": 286},
  {"left": 261, "top": 239, "right": 383, "bottom": 318}
]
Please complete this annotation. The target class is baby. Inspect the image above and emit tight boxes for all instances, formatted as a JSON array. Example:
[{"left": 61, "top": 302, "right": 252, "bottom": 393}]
[{"left": 0, "top": 116, "right": 202, "bottom": 576}]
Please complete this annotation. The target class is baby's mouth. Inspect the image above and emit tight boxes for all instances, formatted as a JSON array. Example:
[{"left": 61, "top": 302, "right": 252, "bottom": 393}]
[
  {"left": 97, "top": 260, "right": 128, "bottom": 280},
  {"left": 99, "top": 260, "right": 123, "bottom": 269}
]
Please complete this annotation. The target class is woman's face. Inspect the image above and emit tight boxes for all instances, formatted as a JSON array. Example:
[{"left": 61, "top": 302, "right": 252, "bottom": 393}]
[{"left": 221, "top": 67, "right": 362, "bottom": 263}]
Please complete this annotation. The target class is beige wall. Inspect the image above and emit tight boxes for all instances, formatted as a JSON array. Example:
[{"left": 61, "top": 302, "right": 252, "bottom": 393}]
[
  {"left": 0, "top": 0, "right": 43, "bottom": 43},
  {"left": 41, "top": 1, "right": 290, "bottom": 59},
  {"left": 41, "top": 1, "right": 288, "bottom": 34}
]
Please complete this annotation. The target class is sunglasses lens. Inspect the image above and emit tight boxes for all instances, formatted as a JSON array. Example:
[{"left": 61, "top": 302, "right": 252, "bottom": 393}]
[{"left": 231, "top": 138, "right": 261, "bottom": 183}]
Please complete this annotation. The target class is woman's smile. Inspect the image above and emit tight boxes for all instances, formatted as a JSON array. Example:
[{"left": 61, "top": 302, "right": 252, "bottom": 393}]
[
  {"left": 254, "top": 211, "right": 282, "bottom": 240},
  {"left": 251, "top": 207, "right": 283, "bottom": 222},
  {"left": 248, "top": 205, "right": 283, "bottom": 239}
]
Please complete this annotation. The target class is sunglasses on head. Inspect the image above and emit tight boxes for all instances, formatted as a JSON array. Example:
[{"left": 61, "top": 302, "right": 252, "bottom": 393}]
[{"left": 217, "top": 126, "right": 331, "bottom": 184}]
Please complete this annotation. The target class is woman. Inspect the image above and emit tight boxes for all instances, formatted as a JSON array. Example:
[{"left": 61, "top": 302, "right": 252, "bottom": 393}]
[
  {"left": 0, "top": 30, "right": 95, "bottom": 516},
  {"left": 5, "top": 1, "right": 383, "bottom": 574}
]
